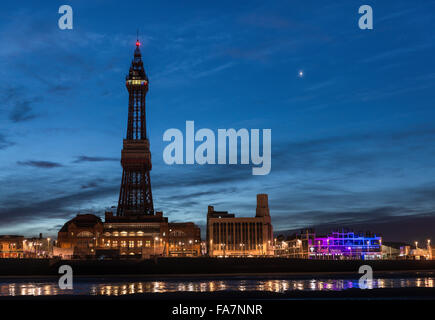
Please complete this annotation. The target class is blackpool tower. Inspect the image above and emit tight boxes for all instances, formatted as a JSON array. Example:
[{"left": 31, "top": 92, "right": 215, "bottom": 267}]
[{"left": 116, "top": 40, "right": 154, "bottom": 216}]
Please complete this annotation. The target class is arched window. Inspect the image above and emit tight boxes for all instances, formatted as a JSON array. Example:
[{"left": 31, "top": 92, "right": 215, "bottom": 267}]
[
  {"left": 77, "top": 231, "right": 94, "bottom": 238},
  {"left": 170, "top": 230, "right": 186, "bottom": 237}
]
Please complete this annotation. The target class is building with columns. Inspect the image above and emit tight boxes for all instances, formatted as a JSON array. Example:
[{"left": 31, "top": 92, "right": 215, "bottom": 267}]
[{"left": 206, "top": 194, "right": 274, "bottom": 257}]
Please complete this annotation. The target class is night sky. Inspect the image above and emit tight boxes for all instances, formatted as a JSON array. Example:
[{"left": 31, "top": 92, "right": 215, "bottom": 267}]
[{"left": 0, "top": 1, "right": 434, "bottom": 243}]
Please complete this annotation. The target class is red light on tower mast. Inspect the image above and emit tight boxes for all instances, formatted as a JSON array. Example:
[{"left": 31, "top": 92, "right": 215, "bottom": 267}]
[{"left": 136, "top": 40, "right": 140, "bottom": 47}]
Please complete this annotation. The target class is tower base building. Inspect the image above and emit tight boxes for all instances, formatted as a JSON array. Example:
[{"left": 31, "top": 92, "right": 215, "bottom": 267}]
[{"left": 100, "top": 211, "right": 169, "bottom": 258}]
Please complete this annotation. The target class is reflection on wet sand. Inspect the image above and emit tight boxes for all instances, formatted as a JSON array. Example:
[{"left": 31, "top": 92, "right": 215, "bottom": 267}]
[{"left": 0, "top": 276, "right": 433, "bottom": 296}]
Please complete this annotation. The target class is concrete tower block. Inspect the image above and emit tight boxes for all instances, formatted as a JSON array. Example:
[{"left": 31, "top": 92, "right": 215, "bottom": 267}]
[{"left": 256, "top": 194, "right": 270, "bottom": 217}]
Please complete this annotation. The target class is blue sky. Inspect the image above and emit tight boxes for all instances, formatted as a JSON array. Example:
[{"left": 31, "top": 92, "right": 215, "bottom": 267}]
[{"left": 0, "top": 0, "right": 434, "bottom": 243}]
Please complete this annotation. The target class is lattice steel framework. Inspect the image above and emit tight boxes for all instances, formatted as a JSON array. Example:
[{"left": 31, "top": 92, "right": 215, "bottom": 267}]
[{"left": 117, "top": 41, "right": 154, "bottom": 216}]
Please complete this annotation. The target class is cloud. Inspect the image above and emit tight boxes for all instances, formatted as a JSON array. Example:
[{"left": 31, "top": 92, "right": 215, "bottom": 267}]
[
  {"left": 0, "top": 86, "right": 43, "bottom": 123},
  {"left": 275, "top": 210, "right": 435, "bottom": 245},
  {"left": 0, "top": 133, "right": 14, "bottom": 150},
  {"left": 271, "top": 126, "right": 435, "bottom": 173},
  {"left": 361, "top": 44, "right": 431, "bottom": 63},
  {"left": 192, "top": 62, "right": 235, "bottom": 79},
  {"left": 0, "top": 183, "right": 119, "bottom": 226},
  {"left": 238, "top": 12, "right": 291, "bottom": 29},
  {"left": 267, "top": 179, "right": 435, "bottom": 232},
  {"left": 81, "top": 178, "right": 105, "bottom": 189},
  {"left": 9, "top": 98, "right": 40, "bottom": 122},
  {"left": 160, "top": 188, "right": 238, "bottom": 202},
  {"left": 304, "top": 79, "right": 337, "bottom": 92},
  {"left": 17, "top": 160, "right": 64, "bottom": 168},
  {"left": 153, "top": 164, "right": 253, "bottom": 190},
  {"left": 73, "top": 156, "right": 119, "bottom": 163}
]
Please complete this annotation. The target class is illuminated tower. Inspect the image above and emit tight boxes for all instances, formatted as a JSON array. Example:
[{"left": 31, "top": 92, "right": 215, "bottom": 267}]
[{"left": 116, "top": 39, "right": 154, "bottom": 216}]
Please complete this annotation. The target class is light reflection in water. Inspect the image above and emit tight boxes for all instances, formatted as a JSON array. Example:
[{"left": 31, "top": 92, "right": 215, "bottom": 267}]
[{"left": 0, "top": 276, "right": 433, "bottom": 296}]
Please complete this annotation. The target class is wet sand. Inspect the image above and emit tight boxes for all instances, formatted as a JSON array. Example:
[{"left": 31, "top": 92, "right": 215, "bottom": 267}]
[
  {"left": 0, "top": 257, "right": 434, "bottom": 276},
  {"left": 0, "top": 287, "right": 434, "bottom": 300}
]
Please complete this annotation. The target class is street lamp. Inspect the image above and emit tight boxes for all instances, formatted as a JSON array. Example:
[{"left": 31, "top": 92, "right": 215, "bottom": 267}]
[
  {"left": 154, "top": 237, "right": 159, "bottom": 255},
  {"left": 47, "top": 238, "right": 51, "bottom": 258},
  {"left": 415, "top": 241, "right": 418, "bottom": 249},
  {"left": 297, "top": 239, "right": 302, "bottom": 258}
]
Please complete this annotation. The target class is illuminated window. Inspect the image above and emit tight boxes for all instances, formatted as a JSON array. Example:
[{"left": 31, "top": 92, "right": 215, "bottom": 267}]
[
  {"left": 121, "top": 241, "right": 127, "bottom": 247},
  {"left": 137, "top": 241, "right": 143, "bottom": 247},
  {"left": 145, "top": 240, "right": 151, "bottom": 247},
  {"left": 120, "top": 231, "right": 127, "bottom": 237},
  {"left": 127, "top": 79, "right": 147, "bottom": 85},
  {"left": 77, "top": 231, "right": 94, "bottom": 237},
  {"left": 112, "top": 241, "right": 118, "bottom": 248},
  {"left": 104, "top": 232, "right": 111, "bottom": 237},
  {"left": 113, "top": 231, "right": 119, "bottom": 237},
  {"left": 129, "top": 231, "right": 135, "bottom": 237},
  {"left": 137, "top": 231, "right": 144, "bottom": 237},
  {"left": 129, "top": 241, "right": 135, "bottom": 248}
]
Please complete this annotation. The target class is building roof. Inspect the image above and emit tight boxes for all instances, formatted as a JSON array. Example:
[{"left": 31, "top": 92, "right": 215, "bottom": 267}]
[
  {"left": 105, "top": 215, "right": 168, "bottom": 223},
  {"left": 0, "top": 235, "right": 24, "bottom": 239},
  {"left": 59, "top": 214, "right": 102, "bottom": 232}
]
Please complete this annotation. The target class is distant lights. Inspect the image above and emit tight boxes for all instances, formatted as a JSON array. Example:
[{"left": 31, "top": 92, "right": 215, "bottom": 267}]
[
  {"left": 136, "top": 40, "right": 140, "bottom": 46},
  {"left": 298, "top": 70, "right": 304, "bottom": 78}
]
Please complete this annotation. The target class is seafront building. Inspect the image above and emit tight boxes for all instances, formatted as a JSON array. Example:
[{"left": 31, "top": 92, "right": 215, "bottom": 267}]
[
  {"left": 55, "top": 212, "right": 202, "bottom": 259},
  {"left": 206, "top": 194, "right": 274, "bottom": 257},
  {"left": 311, "top": 230, "right": 382, "bottom": 260},
  {"left": 0, "top": 234, "right": 52, "bottom": 258},
  {"left": 275, "top": 229, "right": 383, "bottom": 260},
  {"left": 167, "top": 222, "right": 201, "bottom": 256},
  {"left": 0, "top": 235, "right": 24, "bottom": 258},
  {"left": 100, "top": 211, "right": 168, "bottom": 258}
]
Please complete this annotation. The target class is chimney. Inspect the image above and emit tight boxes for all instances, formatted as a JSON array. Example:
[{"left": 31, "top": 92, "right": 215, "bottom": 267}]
[
  {"left": 255, "top": 194, "right": 270, "bottom": 217},
  {"left": 105, "top": 211, "right": 113, "bottom": 219}
]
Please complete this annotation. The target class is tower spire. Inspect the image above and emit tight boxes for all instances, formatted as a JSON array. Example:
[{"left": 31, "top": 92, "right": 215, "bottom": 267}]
[
  {"left": 136, "top": 29, "right": 140, "bottom": 47},
  {"left": 117, "top": 41, "right": 154, "bottom": 216}
]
